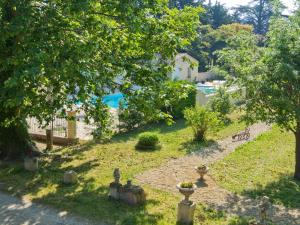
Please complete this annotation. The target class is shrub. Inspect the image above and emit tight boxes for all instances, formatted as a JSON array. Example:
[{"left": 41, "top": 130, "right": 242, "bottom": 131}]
[
  {"left": 209, "top": 87, "right": 232, "bottom": 121},
  {"left": 184, "top": 106, "right": 220, "bottom": 141},
  {"left": 161, "top": 80, "right": 196, "bottom": 119},
  {"left": 136, "top": 132, "right": 159, "bottom": 150},
  {"left": 118, "top": 102, "right": 145, "bottom": 132},
  {"left": 180, "top": 182, "right": 194, "bottom": 188}
]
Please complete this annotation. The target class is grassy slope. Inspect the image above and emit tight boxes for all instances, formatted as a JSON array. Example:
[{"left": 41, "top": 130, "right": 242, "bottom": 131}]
[
  {"left": 211, "top": 126, "right": 300, "bottom": 209},
  {"left": 0, "top": 113, "right": 248, "bottom": 225}
]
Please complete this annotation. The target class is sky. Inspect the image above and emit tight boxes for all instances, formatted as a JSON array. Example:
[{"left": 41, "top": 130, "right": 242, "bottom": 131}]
[{"left": 207, "top": 0, "right": 298, "bottom": 13}]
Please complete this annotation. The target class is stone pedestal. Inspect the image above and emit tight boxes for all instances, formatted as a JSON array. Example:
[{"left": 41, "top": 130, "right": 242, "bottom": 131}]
[
  {"left": 109, "top": 182, "right": 122, "bottom": 200},
  {"left": 24, "top": 157, "right": 39, "bottom": 172},
  {"left": 63, "top": 170, "right": 78, "bottom": 184},
  {"left": 177, "top": 201, "right": 196, "bottom": 225},
  {"left": 67, "top": 111, "right": 77, "bottom": 139},
  {"left": 119, "top": 186, "right": 146, "bottom": 205}
]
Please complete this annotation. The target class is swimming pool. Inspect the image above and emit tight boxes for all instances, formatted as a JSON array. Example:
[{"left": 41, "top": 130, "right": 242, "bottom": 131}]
[
  {"left": 198, "top": 86, "right": 216, "bottom": 95},
  {"left": 102, "top": 93, "right": 125, "bottom": 109}
]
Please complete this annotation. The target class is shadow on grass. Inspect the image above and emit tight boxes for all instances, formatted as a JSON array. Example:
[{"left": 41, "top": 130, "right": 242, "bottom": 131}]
[
  {"left": 111, "top": 120, "right": 187, "bottom": 143},
  {"left": 0, "top": 157, "right": 164, "bottom": 225},
  {"left": 242, "top": 174, "right": 300, "bottom": 209}
]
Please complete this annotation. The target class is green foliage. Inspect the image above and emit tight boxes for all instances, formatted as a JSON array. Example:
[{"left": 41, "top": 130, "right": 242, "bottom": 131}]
[
  {"left": 118, "top": 102, "right": 145, "bottom": 132},
  {"left": 201, "top": 1, "right": 234, "bottom": 29},
  {"left": 233, "top": 0, "right": 280, "bottom": 35},
  {"left": 217, "top": 14, "right": 300, "bottom": 178},
  {"left": 209, "top": 87, "right": 232, "bottom": 121},
  {"left": 162, "top": 80, "right": 196, "bottom": 119},
  {"left": 184, "top": 106, "right": 220, "bottom": 141},
  {"left": 211, "top": 127, "right": 300, "bottom": 208},
  {"left": 180, "top": 181, "right": 194, "bottom": 188},
  {"left": 0, "top": 1, "right": 201, "bottom": 157},
  {"left": 136, "top": 132, "right": 159, "bottom": 150},
  {"left": 120, "top": 80, "right": 196, "bottom": 129},
  {"left": 185, "top": 23, "right": 253, "bottom": 72},
  {"left": 90, "top": 106, "right": 114, "bottom": 142}
]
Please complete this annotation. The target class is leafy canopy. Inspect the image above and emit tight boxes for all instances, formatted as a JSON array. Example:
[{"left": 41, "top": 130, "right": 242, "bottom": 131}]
[
  {"left": 217, "top": 15, "right": 300, "bottom": 133},
  {"left": 0, "top": 0, "right": 202, "bottom": 127}
]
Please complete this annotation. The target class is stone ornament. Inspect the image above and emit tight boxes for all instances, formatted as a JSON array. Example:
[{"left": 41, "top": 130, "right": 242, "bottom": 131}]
[
  {"left": 232, "top": 127, "right": 250, "bottom": 141},
  {"left": 176, "top": 183, "right": 197, "bottom": 205},
  {"left": 109, "top": 169, "right": 146, "bottom": 206},
  {"left": 176, "top": 182, "right": 197, "bottom": 225},
  {"left": 63, "top": 170, "right": 78, "bottom": 184},
  {"left": 113, "top": 168, "right": 120, "bottom": 184},
  {"left": 24, "top": 157, "right": 39, "bottom": 172},
  {"left": 195, "top": 165, "right": 209, "bottom": 180}
]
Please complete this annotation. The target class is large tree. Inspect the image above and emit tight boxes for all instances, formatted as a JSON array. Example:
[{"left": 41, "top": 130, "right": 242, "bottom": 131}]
[
  {"left": 185, "top": 23, "right": 252, "bottom": 71},
  {"left": 168, "top": 0, "right": 204, "bottom": 9},
  {"left": 233, "top": 0, "right": 276, "bottom": 35},
  {"left": 201, "top": 0, "right": 233, "bottom": 29},
  {"left": 0, "top": 0, "right": 200, "bottom": 159},
  {"left": 217, "top": 14, "right": 300, "bottom": 180}
]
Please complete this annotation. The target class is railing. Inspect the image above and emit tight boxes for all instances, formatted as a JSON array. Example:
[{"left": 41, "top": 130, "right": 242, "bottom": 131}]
[{"left": 27, "top": 117, "right": 67, "bottom": 138}]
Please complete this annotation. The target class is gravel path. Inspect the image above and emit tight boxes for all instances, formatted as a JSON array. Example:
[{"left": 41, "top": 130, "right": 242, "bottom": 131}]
[
  {"left": 0, "top": 192, "right": 104, "bottom": 225},
  {"left": 136, "top": 123, "right": 300, "bottom": 224}
]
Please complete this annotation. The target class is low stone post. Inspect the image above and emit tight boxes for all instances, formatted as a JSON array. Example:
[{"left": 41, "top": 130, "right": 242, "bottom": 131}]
[
  {"left": 24, "top": 157, "right": 39, "bottom": 172},
  {"left": 177, "top": 201, "right": 196, "bottom": 225},
  {"left": 67, "top": 111, "right": 77, "bottom": 139},
  {"left": 46, "top": 129, "right": 53, "bottom": 150},
  {"left": 63, "top": 170, "right": 78, "bottom": 184},
  {"left": 176, "top": 183, "right": 197, "bottom": 225},
  {"left": 259, "top": 196, "right": 271, "bottom": 225}
]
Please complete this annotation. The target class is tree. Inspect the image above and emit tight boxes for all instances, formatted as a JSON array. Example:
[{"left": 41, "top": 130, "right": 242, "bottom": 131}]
[
  {"left": 169, "top": 0, "right": 204, "bottom": 9},
  {"left": 185, "top": 23, "right": 253, "bottom": 71},
  {"left": 0, "top": 1, "right": 201, "bottom": 159},
  {"left": 184, "top": 106, "right": 220, "bottom": 141},
  {"left": 201, "top": 1, "right": 233, "bottom": 29},
  {"left": 233, "top": 0, "right": 276, "bottom": 35},
  {"left": 217, "top": 15, "right": 300, "bottom": 180},
  {"left": 209, "top": 87, "right": 232, "bottom": 122}
]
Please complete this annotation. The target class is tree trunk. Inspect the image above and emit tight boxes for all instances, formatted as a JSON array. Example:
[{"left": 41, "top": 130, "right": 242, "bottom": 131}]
[
  {"left": 195, "top": 130, "right": 205, "bottom": 142},
  {"left": 0, "top": 117, "right": 39, "bottom": 160},
  {"left": 294, "top": 124, "right": 300, "bottom": 180}
]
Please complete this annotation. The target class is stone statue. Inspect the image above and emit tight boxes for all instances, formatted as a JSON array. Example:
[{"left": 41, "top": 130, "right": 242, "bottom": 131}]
[{"left": 113, "top": 168, "right": 120, "bottom": 184}]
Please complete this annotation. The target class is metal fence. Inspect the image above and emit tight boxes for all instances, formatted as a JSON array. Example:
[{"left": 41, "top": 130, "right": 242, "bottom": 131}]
[{"left": 27, "top": 117, "right": 67, "bottom": 138}]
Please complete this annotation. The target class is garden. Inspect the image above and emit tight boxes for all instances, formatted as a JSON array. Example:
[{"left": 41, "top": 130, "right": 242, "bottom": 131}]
[{"left": 1, "top": 1, "right": 300, "bottom": 225}]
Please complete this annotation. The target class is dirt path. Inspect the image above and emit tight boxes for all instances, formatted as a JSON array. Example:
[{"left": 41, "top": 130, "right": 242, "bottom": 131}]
[
  {"left": 136, "top": 123, "right": 300, "bottom": 225},
  {"left": 0, "top": 192, "right": 104, "bottom": 225}
]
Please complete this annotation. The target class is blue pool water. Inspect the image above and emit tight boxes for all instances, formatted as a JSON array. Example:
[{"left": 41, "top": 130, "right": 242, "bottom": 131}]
[
  {"left": 198, "top": 86, "right": 216, "bottom": 95},
  {"left": 102, "top": 93, "right": 125, "bottom": 109}
]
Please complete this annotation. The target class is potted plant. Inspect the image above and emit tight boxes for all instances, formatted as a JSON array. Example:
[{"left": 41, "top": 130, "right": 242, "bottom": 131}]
[
  {"left": 195, "top": 164, "right": 209, "bottom": 180},
  {"left": 176, "top": 182, "right": 196, "bottom": 204}
]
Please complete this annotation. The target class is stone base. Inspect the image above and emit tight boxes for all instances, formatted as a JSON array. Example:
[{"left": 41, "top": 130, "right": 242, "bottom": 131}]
[
  {"left": 63, "top": 170, "right": 78, "bottom": 184},
  {"left": 109, "top": 182, "right": 122, "bottom": 200},
  {"left": 177, "top": 201, "right": 196, "bottom": 225},
  {"left": 24, "top": 157, "right": 39, "bottom": 172},
  {"left": 119, "top": 188, "right": 146, "bottom": 205}
]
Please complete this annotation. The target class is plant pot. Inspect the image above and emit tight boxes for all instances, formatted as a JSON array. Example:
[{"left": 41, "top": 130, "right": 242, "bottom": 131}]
[
  {"left": 195, "top": 165, "right": 209, "bottom": 180},
  {"left": 176, "top": 183, "right": 197, "bottom": 204}
]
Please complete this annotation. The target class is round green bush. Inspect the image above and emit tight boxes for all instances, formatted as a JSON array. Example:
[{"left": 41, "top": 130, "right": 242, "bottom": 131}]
[{"left": 136, "top": 132, "right": 159, "bottom": 150}]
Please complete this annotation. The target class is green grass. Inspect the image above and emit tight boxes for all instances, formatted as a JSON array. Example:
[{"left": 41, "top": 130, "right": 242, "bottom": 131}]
[
  {"left": 0, "top": 114, "right": 248, "bottom": 225},
  {"left": 211, "top": 126, "right": 300, "bottom": 209}
]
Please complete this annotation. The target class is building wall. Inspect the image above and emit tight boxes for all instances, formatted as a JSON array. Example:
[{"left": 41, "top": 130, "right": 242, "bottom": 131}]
[{"left": 170, "top": 54, "right": 199, "bottom": 82}]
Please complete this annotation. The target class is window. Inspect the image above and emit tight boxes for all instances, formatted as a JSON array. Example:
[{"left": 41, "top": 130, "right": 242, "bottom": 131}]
[{"left": 188, "top": 67, "right": 191, "bottom": 79}]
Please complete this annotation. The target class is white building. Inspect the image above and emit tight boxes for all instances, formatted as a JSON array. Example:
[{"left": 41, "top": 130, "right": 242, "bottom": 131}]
[{"left": 170, "top": 53, "right": 199, "bottom": 82}]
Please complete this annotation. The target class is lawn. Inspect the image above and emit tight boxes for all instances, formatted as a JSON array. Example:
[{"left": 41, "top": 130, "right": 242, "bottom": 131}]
[
  {"left": 0, "top": 113, "right": 249, "bottom": 225},
  {"left": 211, "top": 126, "right": 300, "bottom": 209}
]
